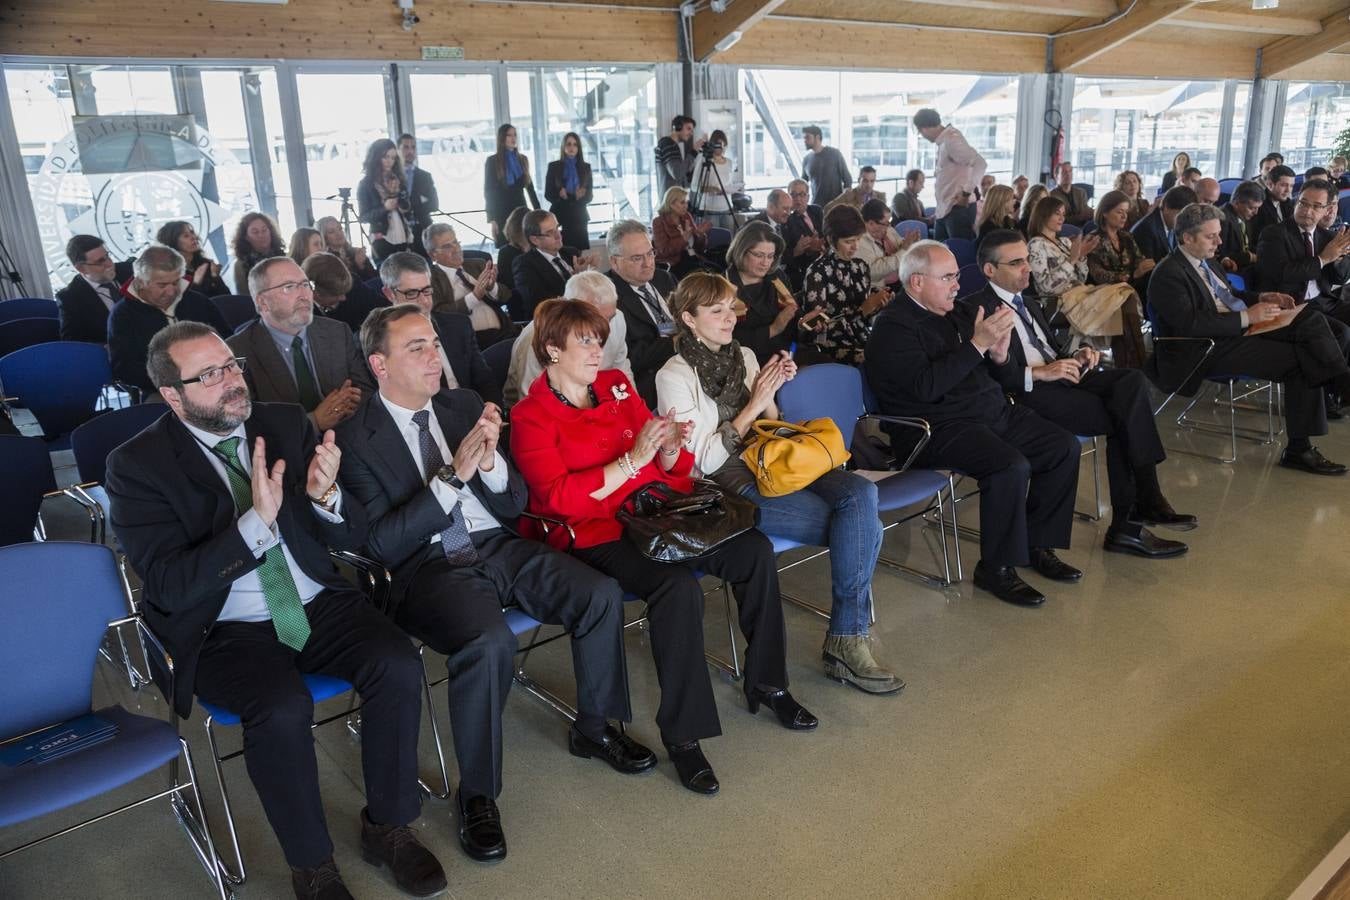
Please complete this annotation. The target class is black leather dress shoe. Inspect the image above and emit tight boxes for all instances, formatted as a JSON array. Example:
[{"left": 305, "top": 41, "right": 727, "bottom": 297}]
[
  {"left": 973, "top": 561, "right": 1045, "bottom": 607},
  {"left": 455, "top": 791, "right": 506, "bottom": 863},
  {"left": 1104, "top": 528, "right": 1188, "bottom": 559},
  {"left": 1279, "top": 446, "right": 1348, "bottom": 476},
  {"left": 665, "top": 741, "right": 720, "bottom": 795},
  {"left": 292, "top": 857, "right": 354, "bottom": 900},
  {"left": 568, "top": 723, "right": 658, "bottom": 774},
  {"left": 1027, "top": 547, "right": 1082, "bottom": 582},
  {"left": 1134, "top": 500, "right": 1198, "bottom": 532},
  {"left": 359, "top": 809, "right": 447, "bottom": 897},
  {"left": 745, "top": 687, "right": 818, "bottom": 731}
]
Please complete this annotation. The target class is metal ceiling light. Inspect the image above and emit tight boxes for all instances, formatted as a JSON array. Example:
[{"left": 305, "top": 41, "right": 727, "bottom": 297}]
[{"left": 1251, "top": 0, "right": 1280, "bottom": 10}]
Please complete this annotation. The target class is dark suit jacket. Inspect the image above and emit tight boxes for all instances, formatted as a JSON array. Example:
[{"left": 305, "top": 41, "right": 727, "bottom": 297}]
[
  {"left": 512, "top": 247, "right": 579, "bottom": 318},
  {"left": 104, "top": 403, "right": 369, "bottom": 717},
  {"left": 227, "top": 315, "right": 375, "bottom": 413},
  {"left": 782, "top": 206, "right": 825, "bottom": 286},
  {"left": 430, "top": 311, "right": 503, "bottom": 407},
  {"left": 108, "top": 290, "right": 229, "bottom": 394},
  {"left": 544, "top": 159, "right": 592, "bottom": 226},
  {"left": 863, "top": 294, "right": 1018, "bottom": 459},
  {"left": 56, "top": 260, "right": 135, "bottom": 343},
  {"left": 316, "top": 282, "right": 390, "bottom": 335},
  {"left": 1130, "top": 207, "right": 1171, "bottom": 263},
  {"left": 607, "top": 269, "right": 677, "bottom": 406},
  {"left": 953, "top": 286, "right": 1067, "bottom": 395},
  {"left": 1218, "top": 204, "right": 1256, "bottom": 268},
  {"left": 1145, "top": 249, "right": 1251, "bottom": 393},
  {"left": 1251, "top": 193, "right": 1294, "bottom": 240},
  {"left": 1254, "top": 218, "right": 1345, "bottom": 299},
  {"left": 334, "top": 389, "right": 527, "bottom": 615},
  {"left": 406, "top": 165, "right": 438, "bottom": 248}
]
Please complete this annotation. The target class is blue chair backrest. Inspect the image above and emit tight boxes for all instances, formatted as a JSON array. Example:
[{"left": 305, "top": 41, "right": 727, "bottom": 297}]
[
  {"left": 1339, "top": 194, "right": 1350, "bottom": 223},
  {"left": 0, "top": 298, "right": 59, "bottom": 324},
  {"left": 706, "top": 227, "right": 732, "bottom": 251},
  {"left": 1058, "top": 224, "right": 1082, "bottom": 238},
  {"left": 482, "top": 338, "right": 514, "bottom": 392},
  {"left": 364, "top": 276, "right": 384, "bottom": 294},
  {"left": 776, "top": 363, "right": 866, "bottom": 451},
  {"left": 1218, "top": 178, "right": 1243, "bottom": 195},
  {"left": 70, "top": 404, "right": 168, "bottom": 485},
  {"left": 0, "top": 317, "right": 60, "bottom": 357},
  {"left": 0, "top": 342, "right": 112, "bottom": 443},
  {"left": 944, "top": 238, "right": 977, "bottom": 269},
  {"left": 1073, "top": 182, "right": 1094, "bottom": 201},
  {"left": 0, "top": 436, "right": 57, "bottom": 548},
  {"left": 896, "top": 220, "right": 929, "bottom": 240},
  {"left": 923, "top": 206, "right": 936, "bottom": 218},
  {"left": 0, "top": 542, "right": 126, "bottom": 738},
  {"left": 1228, "top": 273, "right": 1246, "bottom": 292},
  {"left": 956, "top": 262, "right": 988, "bottom": 298},
  {"left": 211, "top": 294, "right": 257, "bottom": 333},
  {"left": 462, "top": 250, "right": 493, "bottom": 263}
]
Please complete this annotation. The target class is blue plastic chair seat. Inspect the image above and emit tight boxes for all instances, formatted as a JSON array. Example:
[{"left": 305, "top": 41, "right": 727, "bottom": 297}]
[
  {"left": 502, "top": 607, "right": 544, "bottom": 636},
  {"left": 874, "top": 469, "right": 950, "bottom": 511},
  {"left": 0, "top": 705, "right": 181, "bottom": 827},
  {"left": 0, "top": 298, "right": 59, "bottom": 324},
  {"left": 768, "top": 534, "right": 805, "bottom": 554},
  {"left": 199, "top": 674, "right": 351, "bottom": 727}
]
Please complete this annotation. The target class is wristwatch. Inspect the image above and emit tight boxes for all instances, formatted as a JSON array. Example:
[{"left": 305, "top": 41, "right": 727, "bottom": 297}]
[
  {"left": 436, "top": 466, "right": 466, "bottom": 491},
  {"left": 311, "top": 482, "right": 339, "bottom": 509}
]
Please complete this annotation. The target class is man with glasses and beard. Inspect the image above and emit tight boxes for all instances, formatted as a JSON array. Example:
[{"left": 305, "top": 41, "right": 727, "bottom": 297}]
[
  {"left": 105, "top": 321, "right": 447, "bottom": 899},
  {"left": 227, "top": 257, "right": 372, "bottom": 431}
]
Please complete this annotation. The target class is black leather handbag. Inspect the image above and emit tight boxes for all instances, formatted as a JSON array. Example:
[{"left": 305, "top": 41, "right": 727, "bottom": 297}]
[{"left": 616, "top": 480, "right": 759, "bottom": 563}]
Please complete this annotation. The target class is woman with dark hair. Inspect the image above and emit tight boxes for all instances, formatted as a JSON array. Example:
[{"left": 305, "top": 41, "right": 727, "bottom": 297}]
[
  {"left": 1112, "top": 170, "right": 1149, "bottom": 228},
  {"left": 802, "top": 204, "right": 891, "bottom": 365},
  {"left": 156, "top": 219, "right": 229, "bottom": 296},
  {"left": 498, "top": 206, "right": 531, "bottom": 320},
  {"left": 484, "top": 124, "right": 536, "bottom": 248},
  {"left": 544, "top": 131, "right": 592, "bottom": 250},
  {"left": 1088, "top": 189, "right": 1155, "bottom": 294},
  {"left": 1016, "top": 183, "right": 1049, "bottom": 237},
  {"left": 511, "top": 298, "right": 814, "bottom": 797},
  {"left": 229, "top": 211, "right": 284, "bottom": 294},
  {"left": 357, "top": 138, "right": 412, "bottom": 263},
  {"left": 316, "top": 215, "right": 377, "bottom": 282},
  {"left": 689, "top": 129, "right": 742, "bottom": 231},
  {"left": 1160, "top": 151, "right": 1190, "bottom": 192},
  {"left": 725, "top": 221, "right": 824, "bottom": 364},
  {"left": 287, "top": 226, "right": 324, "bottom": 266}
]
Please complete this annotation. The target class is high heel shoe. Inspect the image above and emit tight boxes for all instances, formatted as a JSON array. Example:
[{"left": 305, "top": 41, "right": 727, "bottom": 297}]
[
  {"left": 665, "top": 741, "right": 719, "bottom": 795},
  {"left": 746, "top": 687, "right": 818, "bottom": 731}
]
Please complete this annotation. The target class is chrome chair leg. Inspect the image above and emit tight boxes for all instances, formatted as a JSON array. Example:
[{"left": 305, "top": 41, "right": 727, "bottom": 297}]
[
  {"left": 203, "top": 716, "right": 246, "bottom": 887},
  {"left": 170, "top": 737, "right": 231, "bottom": 899},
  {"left": 417, "top": 644, "right": 452, "bottom": 800}
]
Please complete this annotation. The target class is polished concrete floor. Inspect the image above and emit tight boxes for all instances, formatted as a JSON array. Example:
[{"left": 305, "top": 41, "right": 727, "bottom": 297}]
[{"left": 3, "top": 395, "right": 1349, "bottom": 900}]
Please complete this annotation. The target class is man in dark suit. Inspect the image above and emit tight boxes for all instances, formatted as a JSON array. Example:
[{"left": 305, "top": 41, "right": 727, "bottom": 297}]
[
  {"left": 56, "top": 234, "right": 135, "bottom": 343},
  {"left": 782, "top": 178, "right": 827, "bottom": 289},
  {"left": 1218, "top": 180, "right": 1264, "bottom": 273},
  {"left": 380, "top": 251, "right": 503, "bottom": 406},
  {"left": 1147, "top": 202, "right": 1350, "bottom": 476},
  {"left": 105, "top": 321, "right": 445, "bottom": 899},
  {"left": 955, "top": 229, "right": 1192, "bottom": 558},
  {"left": 750, "top": 188, "right": 792, "bottom": 239},
  {"left": 604, "top": 220, "right": 677, "bottom": 406},
  {"left": 399, "top": 133, "right": 438, "bottom": 256},
  {"left": 865, "top": 240, "right": 1081, "bottom": 608},
  {"left": 304, "top": 249, "right": 390, "bottom": 335},
  {"left": 424, "top": 222, "right": 515, "bottom": 349},
  {"left": 108, "top": 245, "right": 229, "bottom": 396},
  {"left": 1131, "top": 185, "right": 1197, "bottom": 263},
  {"left": 336, "top": 303, "right": 652, "bottom": 862},
  {"left": 1251, "top": 164, "right": 1297, "bottom": 239},
  {"left": 226, "top": 257, "right": 372, "bottom": 434},
  {"left": 1254, "top": 180, "right": 1350, "bottom": 323},
  {"left": 511, "top": 210, "right": 594, "bottom": 318},
  {"left": 1050, "top": 163, "right": 1092, "bottom": 227}
]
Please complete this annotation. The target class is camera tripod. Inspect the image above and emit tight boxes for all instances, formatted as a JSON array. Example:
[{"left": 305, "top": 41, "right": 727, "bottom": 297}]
[
  {"left": 0, "top": 233, "right": 28, "bottom": 299},
  {"left": 328, "top": 187, "right": 371, "bottom": 252},
  {"left": 689, "top": 149, "right": 738, "bottom": 234}
]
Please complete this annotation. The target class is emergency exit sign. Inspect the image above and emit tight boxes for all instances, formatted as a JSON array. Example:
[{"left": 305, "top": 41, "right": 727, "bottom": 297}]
[{"left": 422, "top": 46, "right": 465, "bottom": 60}]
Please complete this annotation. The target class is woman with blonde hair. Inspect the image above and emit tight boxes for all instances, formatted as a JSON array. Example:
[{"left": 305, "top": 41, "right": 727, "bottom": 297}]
[
  {"left": 287, "top": 227, "right": 324, "bottom": 266},
  {"left": 975, "top": 184, "right": 1018, "bottom": 243},
  {"left": 652, "top": 186, "right": 713, "bottom": 278}
]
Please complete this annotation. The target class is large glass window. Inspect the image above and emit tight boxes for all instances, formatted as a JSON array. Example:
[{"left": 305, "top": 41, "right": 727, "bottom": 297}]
[
  {"left": 294, "top": 70, "right": 395, "bottom": 228},
  {"left": 406, "top": 70, "right": 498, "bottom": 248},
  {"left": 1279, "top": 82, "right": 1350, "bottom": 173},
  {"left": 1069, "top": 77, "right": 1246, "bottom": 198}
]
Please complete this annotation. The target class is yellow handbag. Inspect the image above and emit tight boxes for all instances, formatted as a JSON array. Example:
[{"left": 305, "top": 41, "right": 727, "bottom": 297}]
[{"left": 741, "top": 418, "right": 851, "bottom": 498}]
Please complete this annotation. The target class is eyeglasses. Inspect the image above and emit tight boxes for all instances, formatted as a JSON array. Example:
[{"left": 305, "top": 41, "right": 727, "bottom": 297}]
[
  {"left": 994, "top": 257, "right": 1029, "bottom": 268},
  {"left": 180, "top": 357, "right": 247, "bottom": 387},
  {"left": 430, "top": 240, "right": 461, "bottom": 253},
  {"left": 623, "top": 249, "right": 657, "bottom": 264},
  {"left": 259, "top": 279, "right": 314, "bottom": 298},
  {"left": 1296, "top": 198, "right": 1330, "bottom": 211},
  {"left": 393, "top": 285, "right": 435, "bottom": 300},
  {"left": 537, "top": 228, "right": 560, "bottom": 238},
  {"left": 920, "top": 272, "right": 961, "bottom": 283},
  {"left": 789, "top": 191, "right": 809, "bottom": 199},
  {"left": 746, "top": 250, "right": 777, "bottom": 262}
]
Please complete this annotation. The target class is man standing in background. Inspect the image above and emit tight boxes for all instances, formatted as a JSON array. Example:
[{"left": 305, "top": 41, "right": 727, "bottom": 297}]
[
  {"left": 913, "top": 108, "right": 986, "bottom": 241},
  {"left": 801, "top": 125, "right": 852, "bottom": 208}
]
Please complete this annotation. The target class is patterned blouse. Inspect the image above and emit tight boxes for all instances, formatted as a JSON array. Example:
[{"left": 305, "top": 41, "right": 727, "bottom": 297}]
[
  {"left": 1087, "top": 229, "right": 1145, "bottom": 287},
  {"left": 803, "top": 251, "right": 874, "bottom": 365},
  {"left": 1027, "top": 235, "right": 1087, "bottom": 302}
]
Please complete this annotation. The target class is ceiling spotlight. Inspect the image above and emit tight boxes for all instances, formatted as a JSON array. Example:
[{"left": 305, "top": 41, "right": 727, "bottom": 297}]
[
  {"left": 1251, "top": 0, "right": 1279, "bottom": 9},
  {"left": 397, "top": 0, "right": 419, "bottom": 30}
]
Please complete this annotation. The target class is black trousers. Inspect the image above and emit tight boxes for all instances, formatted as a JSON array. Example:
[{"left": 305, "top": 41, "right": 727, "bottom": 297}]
[
  {"left": 194, "top": 589, "right": 423, "bottom": 869},
  {"left": 1019, "top": 367, "right": 1165, "bottom": 520},
  {"left": 575, "top": 529, "right": 787, "bottom": 747},
  {"left": 397, "top": 528, "right": 629, "bottom": 800},
  {"left": 917, "top": 404, "right": 1080, "bottom": 567}
]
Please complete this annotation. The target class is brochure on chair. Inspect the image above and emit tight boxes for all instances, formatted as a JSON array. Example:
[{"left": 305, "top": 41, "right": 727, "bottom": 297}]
[{"left": 0, "top": 713, "right": 118, "bottom": 767}]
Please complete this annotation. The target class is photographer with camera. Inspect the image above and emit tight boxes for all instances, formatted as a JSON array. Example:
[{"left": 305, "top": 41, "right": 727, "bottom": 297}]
[
  {"left": 690, "top": 129, "right": 743, "bottom": 232},
  {"left": 357, "top": 138, "right": 414, "bottom": 264}
]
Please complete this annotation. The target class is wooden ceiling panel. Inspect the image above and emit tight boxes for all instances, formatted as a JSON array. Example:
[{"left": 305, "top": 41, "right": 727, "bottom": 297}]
[
  {"left": 772, "top": 0, "right": 1072, "bottom": 32},
  {"left": 1149, "top": 23, "right": 1269, "bottom": 48},
  {"left": 1203, "top": 0, "right": 1346, "bottom": 17},
  {"left": 1069, "top": 37, "right": 1253, "bottom": 78}
]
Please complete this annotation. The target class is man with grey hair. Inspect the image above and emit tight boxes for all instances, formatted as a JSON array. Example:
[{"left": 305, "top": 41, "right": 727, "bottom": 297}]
[
  {"left": 752, "top": 188, "right": 792, "bottom": 237},
  {"left": 867, "top": 240, "right": 1082, "bottom": 607},
  {"left": 424, "top": 222, "right": 512, "bottom": 348},
  {"left": 228, "top": 256, "right": 371, "bottom": 431},
  {"left": 782, "top": 178, "right": 826, "bottom": 288},
  {"left": 108, "top": 243, "right": 229, "bottom": 395},
  {"left": 1148, "top": 202, "right": 1350, "bottom": 475},
  {"left": 605, "top": 219, "right": 676, "bottom": 405},
  {"left": 504, "top": 270, "right": 632, "bottom": 405}
]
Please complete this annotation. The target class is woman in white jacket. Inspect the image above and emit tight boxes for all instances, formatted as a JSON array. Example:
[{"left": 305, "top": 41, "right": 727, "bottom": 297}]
[
  {"left": 655, "top": 271, "right": 901, "bottom": 695},
  {"left": 689, "top": 129, "right": 743, "bottom": 231}
]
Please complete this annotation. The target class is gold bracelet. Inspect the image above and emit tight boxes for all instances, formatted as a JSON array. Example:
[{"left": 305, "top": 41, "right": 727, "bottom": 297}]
[{"left": 311, "top": 482, "right": 339, "bottom": 508}]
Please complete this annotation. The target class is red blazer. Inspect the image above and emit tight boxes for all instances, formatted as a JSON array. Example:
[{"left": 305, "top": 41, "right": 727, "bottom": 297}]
[
  {"left": 651, "top": 211, "right": 706, "bottom": 267},
  {"left": 510, "top": 368, "right": 695, "bottom": 550}
]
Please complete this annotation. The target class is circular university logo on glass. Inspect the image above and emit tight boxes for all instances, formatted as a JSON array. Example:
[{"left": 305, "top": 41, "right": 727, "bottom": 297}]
[{"left": 32, "top": 114, "right": 257, "bottom": 288}]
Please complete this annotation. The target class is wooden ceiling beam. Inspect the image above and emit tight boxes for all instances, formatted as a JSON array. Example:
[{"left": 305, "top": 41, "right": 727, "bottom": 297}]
[
  {"left": 1171, "top": 9, "right": 1321, "bottom": 36},
  {"left": 902, "top": 0, "right": 1116, "bottom": 16},
  {"left": 691, "top": 0, "right": 788, "bottom": 62},
  {"left": 1052, "top": 0, "right": 1199, "bottom": 72},
  {"left": 1260, "top": 6, "right": 1350, "bottom": 78}
]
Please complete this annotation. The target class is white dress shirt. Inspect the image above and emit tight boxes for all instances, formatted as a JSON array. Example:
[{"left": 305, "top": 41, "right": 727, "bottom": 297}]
[
  {"left": 1301, "top": 229, "right": 1321, "bottom": 301},
  {"left": 435, "top": 261, "right": 502, "bottom": 332},
  {"left": 181, "top": 420, "right": 342, "bottom": 623},
  {"left": 990, "top": 282, "right": 1052, "bottom": 392},
  {"left": 83, "top": 273, "right": 118, "bottom": 311},
  {"left": 933, "top": 125, "right": 987, "bottom": 220},
  {"left": 627, "top": 279, "right": 676, "bottom": 335},
  {"left": 1180, "top": 248, "right": 1250, "bottom": 328},
  {"left": 377, "top": 393, "right": 509, "bottom": 540}
]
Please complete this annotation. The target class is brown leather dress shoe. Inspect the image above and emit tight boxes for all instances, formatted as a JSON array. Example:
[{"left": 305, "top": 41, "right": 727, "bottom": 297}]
[{"left": 360, "top": 808, "right": 448, "bottom": 897}]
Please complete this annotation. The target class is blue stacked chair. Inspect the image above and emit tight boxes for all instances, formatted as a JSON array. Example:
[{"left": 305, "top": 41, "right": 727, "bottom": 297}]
[
  {"left": 0, "top": 317, "right": 60, "bottom": 359},
  {"left": 0, "top": 297, "right": 59, "bottom": 323},
  {"left": 0, "top": 342, "right": 118, "bottom": 448},
  {"left": 210, "top": 293, "right": 257, "bottom": 333}
]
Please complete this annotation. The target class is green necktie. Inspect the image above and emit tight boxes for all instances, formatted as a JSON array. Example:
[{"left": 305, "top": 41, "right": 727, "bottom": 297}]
[
  {"left": 211, "top": 436, "right": 312, "bottom": 652},
  {"left": 291, "top": 335, "right": 322, "bottom": 411}
]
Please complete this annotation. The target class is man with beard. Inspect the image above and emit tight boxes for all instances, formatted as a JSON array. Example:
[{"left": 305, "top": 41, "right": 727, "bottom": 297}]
[{"left": 105, "top": 321, "right": 446, "bottom": 899}]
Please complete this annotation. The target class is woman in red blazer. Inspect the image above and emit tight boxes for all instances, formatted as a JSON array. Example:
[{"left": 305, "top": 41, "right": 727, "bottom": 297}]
[{"left": 511, "top": 300, "right": 815, "bottom": 796}]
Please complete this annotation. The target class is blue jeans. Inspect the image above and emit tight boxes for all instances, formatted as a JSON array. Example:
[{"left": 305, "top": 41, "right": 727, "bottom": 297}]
[{"left": 738, "top": 468, "right": 882, "bottom": 637}]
